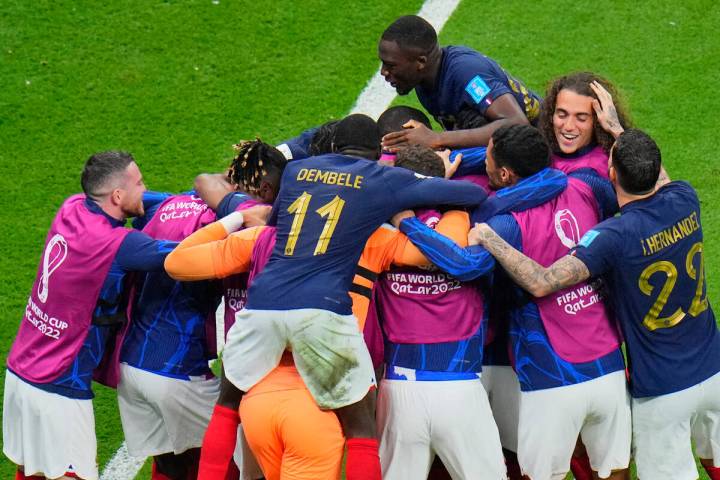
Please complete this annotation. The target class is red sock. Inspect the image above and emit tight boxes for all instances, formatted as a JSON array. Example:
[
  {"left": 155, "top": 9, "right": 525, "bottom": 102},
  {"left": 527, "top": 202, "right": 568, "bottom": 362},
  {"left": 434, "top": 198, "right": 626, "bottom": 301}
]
[
  {"left": 197, "top": 404, "right": 240, "bottom": 480},
  {"left": 704, "top": 463, "right": 720, "bottom": 480},
  {"left": 569, "top": 451, "right": 593, "bottom": 480},
  {"left": 503, "top": 449, "right": 523, "bottom": 480},
  {"left": 16, "top": 471, "right": 48, "bottom": 479},
  {"left": 152, "top": 461, "right": 173, "bottom": 480},
  {"left": 345, "top": 438, "right": 381, "bottom": 480}
]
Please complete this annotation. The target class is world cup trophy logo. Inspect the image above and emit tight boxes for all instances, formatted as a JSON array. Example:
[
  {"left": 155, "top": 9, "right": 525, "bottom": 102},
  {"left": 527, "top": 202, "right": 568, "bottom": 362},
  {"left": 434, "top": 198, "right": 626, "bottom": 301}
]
[
  {"left": 37, "top": 233, "right": 68, "bottom": 303},
  {"left": 554, "top": 209, "right": 581, "bottom": 249}
]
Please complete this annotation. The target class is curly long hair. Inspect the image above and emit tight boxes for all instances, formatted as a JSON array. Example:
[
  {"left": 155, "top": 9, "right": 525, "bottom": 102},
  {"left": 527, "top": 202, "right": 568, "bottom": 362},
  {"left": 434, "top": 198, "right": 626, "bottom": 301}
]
[
  {"left": 227, "top": 139, "right": 286, "bottom": 195},
  {"left": 538, "top": 72, "right": 632, "bottom": 154}
]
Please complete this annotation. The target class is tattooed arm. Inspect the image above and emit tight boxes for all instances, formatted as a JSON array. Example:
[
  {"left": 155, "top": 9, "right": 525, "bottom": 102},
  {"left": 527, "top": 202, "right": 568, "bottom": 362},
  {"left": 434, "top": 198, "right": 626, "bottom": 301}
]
[
  {"left": 469, "top": 223, "right": 590, "bottom": 297},
  {"left": 590, "top": 81, "right": 625, "bottom": 139}
]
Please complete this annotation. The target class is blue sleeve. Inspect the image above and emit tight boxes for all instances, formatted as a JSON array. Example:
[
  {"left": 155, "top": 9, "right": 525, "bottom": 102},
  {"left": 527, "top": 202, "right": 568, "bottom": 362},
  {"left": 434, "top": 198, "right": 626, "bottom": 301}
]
[
  {"left": 451, "top": 147, "right": 487, "bottom": 177},
  {"left": 471, "top": 168, "right": 568, "bottom": 222},
  {"left": 570, "top": 169, "right": 619, "bottom": 219},
  {"left": 132, "top": 191, "right": 173, "bottom": 229},
  {"left": 570, "top": 221, "right": 623, "bottom": 277},
  {"left": 216, "top": 192, "right": 252, "bottom": 219},
  {"left": 398, "top": 213, "right": 520, "bottom": 281},
  {"left": 114, "top": 231, "right": 178, "bottom": 272},
  {"left": 452, "top": 55, "right": 512, "bottom": 115},
  {"left": 385, "top": 167, "right": 487, "bottom": 211},
  {"left": 277, "top": 126, "right": 319, "bottom": 160}
]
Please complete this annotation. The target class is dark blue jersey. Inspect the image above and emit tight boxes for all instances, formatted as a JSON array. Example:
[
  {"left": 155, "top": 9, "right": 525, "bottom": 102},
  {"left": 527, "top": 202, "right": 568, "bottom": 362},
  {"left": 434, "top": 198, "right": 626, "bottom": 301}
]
[
  {"left": 31, "top": 200, "right": 176, "bottom": 398},
  {"left": 217, "top": 191, "right": 253, "bottom": 218},
  {"left": 276, "top": 126, "right": 319, "bottom": 160},
  {"left": 416, "top": 46, "right": 541, "bottom": 131},
  {"left": 572, "top": 182, "right": 720, "bottom": 397},
  {"left": 246, "top": 153, "right": 487, "bottom": 315}
]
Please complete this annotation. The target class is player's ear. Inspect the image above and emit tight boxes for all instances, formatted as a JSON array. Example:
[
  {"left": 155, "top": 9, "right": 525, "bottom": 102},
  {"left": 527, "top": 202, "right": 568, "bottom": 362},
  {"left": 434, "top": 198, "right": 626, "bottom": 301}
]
[
  {"left": 416, "top": 54, "right": 428, "bottom": 71},
  {"left": 257, "top": 180, "right": 275, "bottom": 204}
]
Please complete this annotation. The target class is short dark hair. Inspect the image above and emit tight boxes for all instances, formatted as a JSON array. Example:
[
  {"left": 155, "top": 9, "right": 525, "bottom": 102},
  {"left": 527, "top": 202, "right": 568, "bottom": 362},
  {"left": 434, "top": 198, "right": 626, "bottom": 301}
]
[
  {"left": 309, "top": 120, "right": 340, "bottom": 156},
  {"left": 228, "top": 139, "right": 287, "bottom": 194},
  {"left": 333, "top": 114, "right": 380, "bottom": 160},
  {"left": 395, "top": 145, "right": 445, "bottom": 178},
  {"left": 81, "top": 151, "right": 135, "bottom": 198},
  {"left": 377, "top": 106, "right": 432, "bottom": 137},
  {"left": 612, "top": 129, "right": 661, "bottom": 194},
  {"left": 539, "top": 72, "right": 632, "bottom": 154},
  {"left": 381, "top": 15, "right": 437, "bottom": 54},
  {"left": 491, "top": 125, "right": 550, "bottom": 178}
]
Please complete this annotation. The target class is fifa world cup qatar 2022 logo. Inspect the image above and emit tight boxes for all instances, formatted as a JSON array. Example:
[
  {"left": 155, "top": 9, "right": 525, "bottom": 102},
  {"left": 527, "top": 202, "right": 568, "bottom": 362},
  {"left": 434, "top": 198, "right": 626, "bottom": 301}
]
[
  {"left": 554, "top": 209, "right": 581, "bottom": 249},
  {"left": 37, "top": 234, "right": 68, "bottom": 303}
]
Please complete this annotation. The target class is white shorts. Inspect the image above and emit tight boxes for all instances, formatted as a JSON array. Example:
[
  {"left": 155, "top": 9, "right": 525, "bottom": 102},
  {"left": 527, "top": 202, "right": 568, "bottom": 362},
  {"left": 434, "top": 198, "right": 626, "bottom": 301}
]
[
  {"left": 633, "top": 370, "right": 720, "bottom": 480},
  {"left": 377, "top": 377, "right": 506, "bottom": 480},
  {"left": 234, "top": 424, "right": 264, "bottom": 480},
  {"left": 223, "top": 308, "right": 376, "bottom": 409},
  {"left": 518, "top": 370, "right": 631, "bottom": 480},
  {"left": 117, "top": 364, "right": 219, "bottom": 458},
  {"left": 2, "top": 370, "right": 98, "bottom": 480},
  {"left": 481, "top": 365, "right": 520, "bottom": 452}
]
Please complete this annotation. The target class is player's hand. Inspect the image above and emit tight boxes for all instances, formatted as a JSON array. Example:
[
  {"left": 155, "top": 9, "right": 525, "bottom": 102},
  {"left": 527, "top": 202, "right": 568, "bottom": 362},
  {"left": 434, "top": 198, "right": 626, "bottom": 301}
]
[
  {"left": 391, "top": 210, "right": 415, "bottom": 228},
  {"left": 438, "top": 149, "right": 462, "bottom": 178},
  {"left": 381, "top": 120, "right": 442, "bottom": 151},
  {"left": 590, "top": 81, "right": 624, "bottom": 139},
  {"left": 468, "top": 222, "right": 492, "bottom": 246},
  {"left": 241, "top": 205, "right": 272, "bottom": 227}
]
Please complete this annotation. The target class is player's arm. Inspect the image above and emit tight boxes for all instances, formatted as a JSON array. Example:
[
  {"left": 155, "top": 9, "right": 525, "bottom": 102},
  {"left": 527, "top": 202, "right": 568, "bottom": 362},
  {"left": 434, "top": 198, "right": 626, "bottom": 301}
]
[
  {"left": 388, "top": 210, "right": 470, "bottom": 268},
  {"left": 569, "top": 169, "right": 619, "bottom": 219},
  {"left": 194, "top": 173, "right": 235, "bottom": 211},
  {"left": 164, "top": 212, "right": 263, "bottom": 280},
  {"left": 397, "top": 214, "right": 519, "bottom": 281},
  {"left": 451, "top": 146, "right": 487, "bottom": 177},
  {"left": 469, "top": 222, "right": 591, "bottom": 297},
  {"left": 382, "top": 94, "right": 528, "bottom": 150},
  {"left": 115, "top": 231, "right": 178, "bottom": 272}
]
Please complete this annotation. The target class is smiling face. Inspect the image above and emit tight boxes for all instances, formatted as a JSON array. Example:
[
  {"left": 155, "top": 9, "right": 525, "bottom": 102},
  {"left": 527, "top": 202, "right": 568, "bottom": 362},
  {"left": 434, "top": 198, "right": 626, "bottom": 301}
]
[
  {"left": 552, "top": 89, "right": 595, "bottom": 154},
  {"left": 378, "top": 39, "right": 423, "bottom": 95}
]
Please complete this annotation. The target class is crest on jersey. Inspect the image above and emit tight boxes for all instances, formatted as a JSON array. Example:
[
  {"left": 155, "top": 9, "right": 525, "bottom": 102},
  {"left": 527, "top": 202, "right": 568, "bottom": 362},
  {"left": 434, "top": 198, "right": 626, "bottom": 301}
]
[
  {"left": 38, "top": 233, "right": 68, "bottom": 303},
  {"left": 554, "top": 209, "right": 581, "bottom": 248}
]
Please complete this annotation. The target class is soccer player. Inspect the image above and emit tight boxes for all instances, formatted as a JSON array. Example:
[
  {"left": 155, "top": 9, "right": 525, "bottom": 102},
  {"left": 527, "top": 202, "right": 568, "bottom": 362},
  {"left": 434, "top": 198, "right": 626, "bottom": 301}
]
[
  {"left": 540, "top": 72, "right": 631, "bottom": 178},
  {"left": 378, "top": 15, "right": 541, "bottom": 150},
  {"left": 220, "top": 113, "right": 487, "bottom": 479},
  {"left": 166, "top": 153, "right": 470, "bottom": 480},
  {"left": 3, "top": 151, "right": 177, "bottom": 480},
  {"left": 395, "top": 125, "right": 631, "bottom": 479},
  {"left": 471, "top": 128, "right": 720, "bottom": 480}
]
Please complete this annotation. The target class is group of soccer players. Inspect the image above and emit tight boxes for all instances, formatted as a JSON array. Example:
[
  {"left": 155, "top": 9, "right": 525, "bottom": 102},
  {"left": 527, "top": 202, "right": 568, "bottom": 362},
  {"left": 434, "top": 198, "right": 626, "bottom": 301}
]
[{"left": 4, "top": 13, "right": 720, "bottom": 480}]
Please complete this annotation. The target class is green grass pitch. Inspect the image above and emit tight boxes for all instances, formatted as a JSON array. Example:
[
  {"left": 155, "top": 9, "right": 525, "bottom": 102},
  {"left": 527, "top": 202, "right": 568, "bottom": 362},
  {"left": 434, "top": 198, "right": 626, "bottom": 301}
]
[{"left": 1, "top": 1, "right": 718, "bottom": 478}]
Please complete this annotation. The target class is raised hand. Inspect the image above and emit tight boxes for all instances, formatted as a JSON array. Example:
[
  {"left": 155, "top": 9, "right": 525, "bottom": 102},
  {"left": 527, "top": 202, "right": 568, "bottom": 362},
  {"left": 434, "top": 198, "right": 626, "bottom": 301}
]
[{"left": 590, "top": 81, "right": 624, "bottom": 139}]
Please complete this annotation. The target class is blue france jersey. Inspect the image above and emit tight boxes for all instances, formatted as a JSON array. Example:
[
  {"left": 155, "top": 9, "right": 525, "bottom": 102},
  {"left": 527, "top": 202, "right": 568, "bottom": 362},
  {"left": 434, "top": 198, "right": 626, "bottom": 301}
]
[
  {"left": 572, "top": 182, "right": 720, "bottom": 397},
  {"left": 246, "top": 153, "right": 487, "bottom": 315},
  {"left": 416, "top": 46, "right": 541, "bottom": 131}
]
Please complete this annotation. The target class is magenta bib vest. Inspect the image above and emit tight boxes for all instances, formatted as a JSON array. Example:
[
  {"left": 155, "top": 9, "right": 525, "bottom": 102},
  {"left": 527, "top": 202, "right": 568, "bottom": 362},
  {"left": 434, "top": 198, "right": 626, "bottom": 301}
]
[
  {"left": 7, "top": 195, "right": 130, "bottom": 383},
  {"left": 376, "top": 210, "right": 485, "bottom": 344},
  {"left": 142, "top": 193, "right": 217, "bottom": 241},
  {"left": 552, "top": 145, "right": 609, "bottom": 179},
  {"left": 221, "top": 198, "right": 267, "bottom": 337},
  {"left": 512, "top": 178, "right": 620, "bottom": 362}
]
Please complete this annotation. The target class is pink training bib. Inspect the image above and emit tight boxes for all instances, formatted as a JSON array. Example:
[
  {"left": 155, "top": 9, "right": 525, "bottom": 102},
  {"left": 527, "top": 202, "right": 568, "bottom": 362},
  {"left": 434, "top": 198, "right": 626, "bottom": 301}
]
[
  {"left": 8, "top": 195, "right": 130, "bottom": 383},
  {"left": 512, "top": 178, "right": 620, "bottom": 363},
  {"left": 552, "top": 145, "right": 609, "bottom": 179}
]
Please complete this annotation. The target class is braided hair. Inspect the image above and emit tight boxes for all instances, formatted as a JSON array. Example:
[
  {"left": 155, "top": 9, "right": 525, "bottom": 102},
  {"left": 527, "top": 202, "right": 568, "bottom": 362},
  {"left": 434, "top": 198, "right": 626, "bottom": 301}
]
[{"left": 227, "top": 139, "right": 287, "bottom": 195}]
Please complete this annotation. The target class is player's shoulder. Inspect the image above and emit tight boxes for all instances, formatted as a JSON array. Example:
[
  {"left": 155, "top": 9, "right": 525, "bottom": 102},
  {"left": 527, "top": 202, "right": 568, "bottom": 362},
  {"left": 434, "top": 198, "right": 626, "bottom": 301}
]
[{"left": 657, "top": 180, "right": 698, "bottom": 203}]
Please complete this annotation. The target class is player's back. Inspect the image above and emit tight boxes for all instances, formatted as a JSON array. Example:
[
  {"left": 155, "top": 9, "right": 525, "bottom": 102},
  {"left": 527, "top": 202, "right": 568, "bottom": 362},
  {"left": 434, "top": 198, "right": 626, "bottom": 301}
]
[
  {"left": 590, "top": 181, "right": 720, "bottom": 396},
  {"left": 247, "top": 153, "right": 486, "bottom": 314}
]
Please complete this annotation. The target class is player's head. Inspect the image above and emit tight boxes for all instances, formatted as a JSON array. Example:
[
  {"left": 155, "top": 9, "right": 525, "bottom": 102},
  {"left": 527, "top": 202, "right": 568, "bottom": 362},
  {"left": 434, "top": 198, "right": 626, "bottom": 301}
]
[
  {"left": 377, "top": 105, "right": 432, "bottom": 137},
  {"left": 486, "top": 125, "right": 550, "bottom": 190},
  {"left": 228, "top": 139, "right": 287, "bottom": 203},
  {"left": 540, "top": 72, "right": 631, "bottom": 155},
  {"left": 81, "top": 151, "right": 146, "bottom": 218},
  {"left": 610, "top": 128, "right": 661, "bottom": 195},
  {"left": 332, "top": 114, "right": 381, "bottom": 160},
  {"left": 379, "top": 15, "right": 440, "bottom": 95},
  {"left": 395, "top": 145, "right": 445, "bottom": 178},
  {"left": 309, "top": 120, "right": 340, "bottom": 156}
]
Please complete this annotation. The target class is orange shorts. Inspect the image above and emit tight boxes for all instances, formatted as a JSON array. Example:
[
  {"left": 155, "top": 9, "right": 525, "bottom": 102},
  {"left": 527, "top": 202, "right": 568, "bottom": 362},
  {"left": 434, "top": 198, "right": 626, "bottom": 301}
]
[{"left": 239, "top": 356, "right": 345, "bottom": 480}]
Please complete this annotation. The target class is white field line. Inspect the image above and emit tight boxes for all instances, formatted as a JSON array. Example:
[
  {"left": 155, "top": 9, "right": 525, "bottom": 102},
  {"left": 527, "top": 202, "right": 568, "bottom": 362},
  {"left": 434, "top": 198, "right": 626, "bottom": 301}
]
[
  {"left": 100, "top": 1, "right": 460, "bottom": 478},
  {"left": 349, "top": 0, "right": 462, "bottom": 119}
]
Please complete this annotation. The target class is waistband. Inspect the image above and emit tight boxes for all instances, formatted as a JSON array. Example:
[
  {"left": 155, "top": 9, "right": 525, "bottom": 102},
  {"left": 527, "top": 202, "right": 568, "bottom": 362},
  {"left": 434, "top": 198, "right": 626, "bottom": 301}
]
[{"left": 385, "top": 365, "right": 481, "bottom": 382}]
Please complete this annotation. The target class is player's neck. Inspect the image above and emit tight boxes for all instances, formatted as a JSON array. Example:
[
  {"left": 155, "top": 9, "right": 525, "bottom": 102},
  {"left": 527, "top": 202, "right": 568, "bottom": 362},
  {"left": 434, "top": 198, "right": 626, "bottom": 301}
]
[
  {"left": 96, "top": 198, "right": 127, "bottom": 222},
  {"left": 617, "top": 188, "right": 654, "bottom": 209},
  {"left": 419, "top": 47, "right": 443, "bottom": 90}
]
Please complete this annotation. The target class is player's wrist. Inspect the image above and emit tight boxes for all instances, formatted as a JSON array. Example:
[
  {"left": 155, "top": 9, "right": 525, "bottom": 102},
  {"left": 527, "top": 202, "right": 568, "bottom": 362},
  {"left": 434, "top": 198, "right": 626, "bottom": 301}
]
[{"left": 217, "top": 211, "right": 244, "bottom": 234}]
